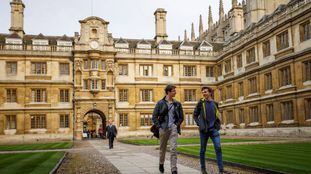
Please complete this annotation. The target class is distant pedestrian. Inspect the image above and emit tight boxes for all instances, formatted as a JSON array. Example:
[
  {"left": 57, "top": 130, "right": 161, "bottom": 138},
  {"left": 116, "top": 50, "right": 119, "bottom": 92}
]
[
  {"left": 98, "top": 125, "right": 104, "bottom": 139},
  {"left": 194, "top": 87, "right": 224, "bottom": 174},
  {"left": 152, "top": 84, "right": 184, "bottom": 174},
  {"left": 106, "top": 119, "right": 117, "bottom": 149}
]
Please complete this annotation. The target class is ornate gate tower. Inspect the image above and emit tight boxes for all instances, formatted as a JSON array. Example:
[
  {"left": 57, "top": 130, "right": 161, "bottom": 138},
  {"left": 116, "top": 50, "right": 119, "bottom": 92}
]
[{"left": 73, "top": 16, "right": 116, "bottom": 140}]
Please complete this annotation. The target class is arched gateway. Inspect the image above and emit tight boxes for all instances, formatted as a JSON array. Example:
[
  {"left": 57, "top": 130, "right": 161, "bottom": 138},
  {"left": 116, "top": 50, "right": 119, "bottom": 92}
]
[{"left": 83, "top": 109, "right": 107, "bottom": 139}]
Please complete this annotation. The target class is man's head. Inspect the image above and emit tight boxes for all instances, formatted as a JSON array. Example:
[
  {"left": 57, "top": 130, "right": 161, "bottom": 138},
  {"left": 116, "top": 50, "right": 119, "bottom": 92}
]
[
  {"left": 165, "top": 84, "right": 177, "bottom": 97},
  {"left": 201, "top": 86, "right": 213, "bottom": 99},
  {"left": 108, "top": 119, "right": 112, "bottom": 125}
]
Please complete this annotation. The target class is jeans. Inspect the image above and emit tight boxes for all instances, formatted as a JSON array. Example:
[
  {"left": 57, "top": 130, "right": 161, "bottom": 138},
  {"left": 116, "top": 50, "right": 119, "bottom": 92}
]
[{"left": 199, "top": 129, "right": 223, "bottom": 171}]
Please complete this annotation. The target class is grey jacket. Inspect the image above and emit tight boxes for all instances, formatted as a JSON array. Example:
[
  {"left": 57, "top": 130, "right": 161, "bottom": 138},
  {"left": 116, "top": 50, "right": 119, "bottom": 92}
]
[{"left": 152, "top": 96, "right": 184, "bottom": 134}]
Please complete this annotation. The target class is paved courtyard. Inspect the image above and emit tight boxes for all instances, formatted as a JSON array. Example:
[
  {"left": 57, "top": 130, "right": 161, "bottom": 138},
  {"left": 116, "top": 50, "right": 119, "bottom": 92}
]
[{"left": 90, "top": 140, "right": 200, "bottom": 174}]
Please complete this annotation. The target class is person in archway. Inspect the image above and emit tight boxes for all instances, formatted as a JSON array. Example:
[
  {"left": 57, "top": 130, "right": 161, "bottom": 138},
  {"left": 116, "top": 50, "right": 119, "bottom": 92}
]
[
  {"left": 152, "top": 84, "right": 184, "bottom": 174},
  {"left": 193, "top": 87, "right": 224, "bottom": 174},
  {"left": 98, "top": 125, "right": 104, "bottom": 139},
  {"left": 106, "top": 119, "right": 117, "bottom": 149}
]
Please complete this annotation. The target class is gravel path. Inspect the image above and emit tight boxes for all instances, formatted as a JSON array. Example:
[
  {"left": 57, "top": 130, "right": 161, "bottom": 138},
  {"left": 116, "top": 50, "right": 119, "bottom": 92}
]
[{"left": 56, "top": 140, "right": 120, "bottom": 174}]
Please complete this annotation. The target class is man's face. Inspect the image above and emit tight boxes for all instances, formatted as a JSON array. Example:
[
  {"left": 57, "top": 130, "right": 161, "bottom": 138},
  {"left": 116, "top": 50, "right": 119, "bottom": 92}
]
[
  {"left": 202, "top": 89, "right": 211, "bottom": 99},
  {"left": 168, "top": 88, "right": 177, "bottom": 97}
]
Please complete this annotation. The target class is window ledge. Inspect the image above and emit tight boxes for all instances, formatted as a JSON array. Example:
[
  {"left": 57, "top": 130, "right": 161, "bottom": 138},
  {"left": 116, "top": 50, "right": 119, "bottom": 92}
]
[
  {"left": 306, "top": 119, "right": 311, "bottom": 122},
  {"left": 26, "top": 75, "right": 52, "bottom": 80},
  {"left": 279, "top": 84, "right": 293, "bottom": 89},
  {"left": 247, "top": 93, "right": 259, "bottom": 97},
  {"left": 275, "top": 47, "right": 294, "bottom": 59},
  {"left": 184, "top": 101, "right": 197, "bottom": 104},
  {"left": 248, "top": 122, "right": 260, "bottom": 126},
  {"left": 245, "top": 61, "right": 259, "bottom": 71},
  {"left": 267, "top": 121, "right": 275, "bottom": 124},
  {"left": 281, "top": 120, "right": 295, "bottom": 124},
  {"left": 238, "top": 96, "right": 244, "bottom": 101},
  {"left": 139, "top": 101, "right": 154, "bottom": 104},
  {"left": 225, "top": 98, "right": 235, "bottom": 102},
  {"left": 303, "top": 81, "right": 311, "bottom": 86},
  {"left": 29, "top": 129, "right": 47, "bottom": 133},
  {"left": 4, "top": 129, "right": 17, "bottom": 135},
  {"left": 135, "top": 76, "right": 158, "bottom": 81},
  {"left": 265, "top": 90, "right": 273, "bottom": 94}
]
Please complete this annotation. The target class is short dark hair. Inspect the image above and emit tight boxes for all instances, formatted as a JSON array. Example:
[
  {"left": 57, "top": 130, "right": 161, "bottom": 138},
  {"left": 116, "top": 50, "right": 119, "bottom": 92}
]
[
  {"left": 201, "top": 86, "right": 213, "bottom": 93},
  {"left": 165, "top": 84, "right": 176, "bottom": 94}
]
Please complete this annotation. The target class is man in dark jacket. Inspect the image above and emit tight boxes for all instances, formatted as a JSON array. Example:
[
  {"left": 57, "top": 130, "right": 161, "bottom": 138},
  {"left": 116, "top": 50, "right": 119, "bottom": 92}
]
[
  {"left": 194, "top": 87, "right": 224, "bottom": 174},
  {"left": 152, "top": 84, "right": 184, "bottom": 174},
  {"left": 106, "top": 119, "right": 117, "bottom": 149}
]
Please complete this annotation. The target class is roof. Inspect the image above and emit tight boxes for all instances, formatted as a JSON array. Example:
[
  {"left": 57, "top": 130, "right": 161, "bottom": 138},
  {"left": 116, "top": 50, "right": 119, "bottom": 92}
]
[{"left": 79, "top": 16, "right": 109, "bottom": 25}]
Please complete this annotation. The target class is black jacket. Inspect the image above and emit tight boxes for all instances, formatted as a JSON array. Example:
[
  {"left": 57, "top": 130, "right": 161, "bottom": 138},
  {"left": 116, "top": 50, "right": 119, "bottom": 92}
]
[
  {"left": 193, "top": 99, "right": 221, "bottom": 132},
  {"left": 152, "top": 96, "right": 184, "bottom": 134},
  {"left": 106, "top": 125, "right": 117, "bottom": 138}
]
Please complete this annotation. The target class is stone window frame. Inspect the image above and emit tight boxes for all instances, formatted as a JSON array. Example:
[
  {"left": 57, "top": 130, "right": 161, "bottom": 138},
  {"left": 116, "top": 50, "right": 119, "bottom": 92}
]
[
  {"left": 305, "top": 98, "right": 311, "bottom": 120},
  {"left": 299, "top": 20, "right": 311, "bottom": 42},
  {"left": 279, "top": 66, "right": 291, "bottom": 87},
  {"left": 31, "top": 114, "right": 46, "bottom": 129},
  {"left": 276, "top": 30, "right": 289, "bottom": 51},
  {"left": 265, "top": 72, "right": 273, "bottom": 91},
  {"left": 31, "top": 62, "right": 47, "bottom": 75},
  {"left": 6, "top": 88, "right": 17, "bottom": 103},
  {"left": 281, "top": 101, "right": 294, "bottom": 121},
  {"left": 139, "top": 65, "right": 153, "bottom": 77},
  {"left": 249, "top": 106, "right": 259, "bottom": 123},
  {"left": 246, "top": 47, "right": 256, "bottom": 64},
  {"left": 31, "top": 89, "right": 47, "bottom": 103},
  {"left": 226, "top": 110, "right": 234, "bottom": 124},
  {"left": 6, "top": 115, "right": 16, "bottom": 130},
  {"left": 163, "top": 65, "right": 173, "bottom": 76},
  {"left": 140, "top": 89, "right": 153, "bottom": 102},
  {"left": 206, "top": 66, "right": 214, "bottom": 77},
  {"left": 119, "top": 89, "right": 128, "bottom": 102},
  {"left": 185, "top": 113, "right": 195, "bottom": 126},
  {"left": 118, "top": 64, "right": 128, "bottom": 76},
  {"left": 6, "top": 61, "right": 17, "bottom": 75},
  {"left": 224, "top": 59, "right": 232, "bottom": 73},
  {"left": 119, "top": 113, "right": 128, "bottom": 127},
  {"left": 248, "top": 77, "right": 258, "bottom": 94},
  {"left": 183, "top": 65, "right": 197, "bottom": 77},
  {"left": 236, "top": 54, "right": 243, "bottom": 68},
  {"left": 59, "top": 114, "right": 69, "bottom": 128},
  {"left": 226, "top": 85, "right": 233, "bottom": 99},
  {"left": 303, "top": 60, "right": 311, "bottom": 82},
  {"left": 59, "top": 89, "right": 70, "bottom": 103},
  {"left": 266, "top": 104, "right": 274, "bottom": 122},
  {"left": 239, "top": 108, "right": 245, "bottom": 124},
  {"left": 184, "top": 89, "right": 196, "bottom": 102},
  {"left": 59, "top": 62, "right": 70, "bottom": 75},
  {"left": 238, "top": 82, "right": 244, "bottom": 97},
  {"left": 140, "top": 113, "right": 152, "bottom": 127},
  {"left": 262, "top": 40, "right": 271, "bottom": 58}
]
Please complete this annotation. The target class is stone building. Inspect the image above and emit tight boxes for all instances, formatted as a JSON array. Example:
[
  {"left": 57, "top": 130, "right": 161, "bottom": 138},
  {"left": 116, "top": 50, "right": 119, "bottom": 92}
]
[{"left": 0, "top": 0, "right": 310, "bottom": 143}]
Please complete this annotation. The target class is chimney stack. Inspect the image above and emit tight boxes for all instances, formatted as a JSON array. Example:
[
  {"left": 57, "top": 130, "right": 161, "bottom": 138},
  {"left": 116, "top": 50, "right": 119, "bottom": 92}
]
[
  {"left": 9, "top": 0, "right": 25, "bottom": 38},
  {"left": 154, "top": 8, "right": 168, "bottom": 43}
]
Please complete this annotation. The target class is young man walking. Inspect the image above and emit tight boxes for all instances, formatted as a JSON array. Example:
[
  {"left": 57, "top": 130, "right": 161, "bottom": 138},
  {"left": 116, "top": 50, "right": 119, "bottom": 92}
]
[
  {"left": 194, "top": 87, "right": 224, "bottom": 174},
  {"left": 106, "top": 119, "right": 117, "bottom": 149},
  {"left": 152, "top": 84, "right": 184, "bottom": 174}
]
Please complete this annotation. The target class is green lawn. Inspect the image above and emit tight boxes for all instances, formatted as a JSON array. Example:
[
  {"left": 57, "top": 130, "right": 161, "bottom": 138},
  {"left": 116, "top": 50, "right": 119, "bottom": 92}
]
[
  {"left": 177, "top": 142, "right": 311, "bottom": 174},
  {"left": 119, "top": 138, "right": 264, "bottom": 145},
  {"left": 0, "top": 152, "right": 65, "bottom": 174},
  {"left": 0, "top": 142, "right": 73, "bottom": 151}
]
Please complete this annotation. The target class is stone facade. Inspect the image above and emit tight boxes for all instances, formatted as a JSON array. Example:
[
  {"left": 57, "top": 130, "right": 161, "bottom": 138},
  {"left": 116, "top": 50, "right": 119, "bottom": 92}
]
[{"left": 0, "top": 0, "right": 310, "bottom": 143}]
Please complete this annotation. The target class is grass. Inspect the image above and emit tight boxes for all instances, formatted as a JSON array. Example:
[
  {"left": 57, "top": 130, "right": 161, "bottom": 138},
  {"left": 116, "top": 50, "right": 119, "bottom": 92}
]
[
  {"left": 119, "top": 137, "right": 264, "bottom": 145},
  {"left": 0, "top": 152, "right": 65, "bottom": 174},
  {"left": 0, "top": 142, "right": 73, "bottom": 151},
  {"left": 177, "top": 142, "right": 311, "bottom": 174}
]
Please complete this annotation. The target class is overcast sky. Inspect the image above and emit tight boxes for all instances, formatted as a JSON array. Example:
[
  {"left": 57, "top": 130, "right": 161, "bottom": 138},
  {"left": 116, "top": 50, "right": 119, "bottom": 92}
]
[{"left": 0, "top": 0, "right": 241, "bottom": 40}]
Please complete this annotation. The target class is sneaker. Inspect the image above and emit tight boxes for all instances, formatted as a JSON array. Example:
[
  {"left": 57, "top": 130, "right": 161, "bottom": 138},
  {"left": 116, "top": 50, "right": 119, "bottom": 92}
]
[
  {"left": 159, "top": 164, "right": 164, "bottom": 173},
  {"left": 172, "top": 171, "right": 177, "bottom": 174},
  {"left": 201, "top": 169, "right": 208, "bottom": 174}
]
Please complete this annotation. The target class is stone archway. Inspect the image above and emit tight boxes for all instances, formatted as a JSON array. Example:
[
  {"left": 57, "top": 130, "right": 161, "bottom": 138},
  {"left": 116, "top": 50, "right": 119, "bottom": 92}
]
[{"left": 83, "top": 109, "right": 107, "bottom": 139}]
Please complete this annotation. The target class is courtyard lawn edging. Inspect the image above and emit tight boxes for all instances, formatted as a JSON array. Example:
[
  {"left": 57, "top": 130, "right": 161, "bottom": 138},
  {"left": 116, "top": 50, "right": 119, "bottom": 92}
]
[{"left": 0, "top": 142, "right": 73, "bottom": 151}]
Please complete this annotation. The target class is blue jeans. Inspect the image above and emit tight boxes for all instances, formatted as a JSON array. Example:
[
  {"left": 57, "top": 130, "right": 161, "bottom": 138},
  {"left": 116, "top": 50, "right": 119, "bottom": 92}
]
[{"left": 199, "top": 129, "right": 223, "bottom": 171}]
